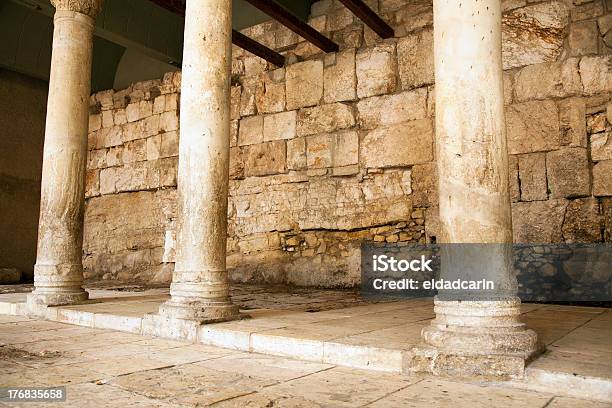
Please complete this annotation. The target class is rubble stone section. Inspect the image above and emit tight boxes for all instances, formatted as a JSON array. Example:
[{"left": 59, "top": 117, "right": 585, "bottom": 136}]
[{"left": 85, "top": 0, "right": 612, "bottom": 286}]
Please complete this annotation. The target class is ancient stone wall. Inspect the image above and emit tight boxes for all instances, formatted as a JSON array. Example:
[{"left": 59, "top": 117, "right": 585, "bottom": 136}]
[{"left": 84, "top": 0, "right": 612, "bottom": 286}]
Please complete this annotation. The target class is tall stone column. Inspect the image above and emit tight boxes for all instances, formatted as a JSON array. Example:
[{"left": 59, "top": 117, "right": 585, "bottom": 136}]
[
  {"left": 410, "top": 0, "right": 540, "bottom": 378},
  {"left": 158, "top": 0, "right": 240, "bottom": 323},
  {"left": 28, "top": 0, "right": 103, "bottom": 307}
]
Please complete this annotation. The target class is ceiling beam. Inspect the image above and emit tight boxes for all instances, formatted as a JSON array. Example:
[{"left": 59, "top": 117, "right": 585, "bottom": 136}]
[
  {"left": 243, "top": 0, "right": 338, "bottom": 53},
  {"left": 337, "top": 0, "right": 395, "bottom": 39},
  {"left": 147, "top": 0, "right": 286, "bottom": 67},
  {"left": 232, "top": 30, "right": 285, "bottom": 67}
]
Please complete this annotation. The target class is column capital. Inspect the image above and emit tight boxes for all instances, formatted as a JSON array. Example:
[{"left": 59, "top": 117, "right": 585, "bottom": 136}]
[{"left": 51, "top": 0, "right": 104, "bottom": 18}]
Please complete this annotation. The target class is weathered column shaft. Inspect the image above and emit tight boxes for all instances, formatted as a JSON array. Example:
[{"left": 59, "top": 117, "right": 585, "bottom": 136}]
[
  {"left": 410, "top": 0, "right": 540, "bottom": 378},
  {"left": 158, "top": 0, "right": 240, "bottom": 322},
  {"left": 435, "top": 2, "right": 511, "bottom": 244},
  {"left": 29, "top": 0, "right": 103, "bottom": 307}
]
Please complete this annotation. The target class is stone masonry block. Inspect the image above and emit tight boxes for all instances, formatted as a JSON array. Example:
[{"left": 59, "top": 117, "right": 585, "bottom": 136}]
[
  {"left": 502, "top": 1, "right": 569, "bottom": 70},
  {"left": 153, "top": 95, "right": 165, "bottom": 114},
  {"left": 89, "top": 114, "right": 101, "bottom": 132},
  {"left": 146, "top": 157, "right": 178, "bottom": 188},
  {"left": 256, "top": 71, "right": 286, "bottom": 114},
  {"left": 244, "top": 140, "right": 286, "bottom": 177},
  {"left": 561, "top": 198, "right": 602, "bottom": 243},
  {"left": 165, "top": 93, "right": 178, "bottom": 111},
  {"left": 160, "top": 111, "right": 178, "bottom": 132},
  {"left": 142, "top": 114, "right": 161, "bottom": 137},
  {"left": 518, "top": 153, "right": 547, "bottom": 201},
  {"left": 599, "top": 14, "right": 612, "bottom": 36},
  {"left": 106, "top": 147, "right": 122, "bottom": 167},
  {"left": 304, "top": 130, "right": 359, "bottom": 170},
  {"left": 160, "top": 131, "right": 179, "bottom": 158},
  {"left": 229, "top": 147, "right": 244, "bottom": 180},
  {"left": 357, "top": 88, "right": 427, "bottom": 130},
  {"left": 297, "top": 103, "right": 355, "bottom": 136},
  {"left": 512, "top": 199, "right": 568, "bottom": 243},
  {"left": 593, "top": 160, "right": 612, "bottom": 197},
  {"left": 356, "top": 42, "right": 397, "bottom": 98},
  {"left": 146, "top": 135, "right": 162, "bottom": 161},
  {"left": 306, "top": 133, "right": 333, "bottom": 169},
  {"left": 591, "top": 132, "right": 612, "bottom": 162},
  {"left": 87, "top": 149, "right": 106, "bottom": 170},
  {"left": 263, "top": 110, "right": 297, "bottom": 141},
  {"left": 114, "top": 109, "right": 127, "bottom": 126},
  {"left": 101, "top": 111, "right": 114, "bottom": 128},
  {"left": 362, "top": 119, "right": 434, "bottom": 168},
  {"left": 324, "top": 49, "right": 356, "bottom": 103},
  {"left": 503, "top": 72, "right": 513, "bottom": 106},
  {"left": 240, "top": 76, "right": 259, "bottom": 116},
  {"left": 397, "top": 28, "right": 434, "bottom": 90},
  {"left": 513, "top": 58, "right": 582, "bottom": 102},
  {"left": 126, "top": 100, "right": 152, "bottom": 123},
  {"left": 122, "top": 139, "right": 147, "bottom": 164},
  {"left": 116, "top": 162, "right": 147, "bottom": 193},
  {"left": 568, "top": 21, "right": 599, "bottom": 57},
  {"left": 244, "top": 55, "right": 268, "bottom": 77},
  {"left": 580, "top": 56, "right": 612, "bottom": 95},
  {"left": 558, "top": 97, "right": 587, "bottom": 148},
  {"left": 121, "top": 121, "right": 144, "bottom": 143},
  {"left": 286, "top": 60, "right": 324, "bottom": 110},
  {"left": 230, "top": 120, "right": 239, "bottom": 147},
  {"left": 334, "top": 130, "right": 359, "bottom": 168},
  {"left": 546, "top": 147, "right": 591, "bottom": 198},
  {"left": 96, "top": 89, "right": 114, "bottom": 110},
  {"left": 287, "top": 137, "right": 307, "bottom": 170},
  {"left": 99, "top": 167, "right": 117, "bottom": 195},
  {"left": 570, "top": 1, "right": 603, "bottom": 22},
  {"left": 97, "top": 127, "right": 123, "bottom": 148},
  {"left": 231, "top": 86, "right": 241, "bottom": 120},
  {"left": 326, "top": 6, "right": 354, "bottom": 31},
  {"left": 506, "top": 100, "right": 560, "bottom": 154},
  {"left": 85, "top": 169, "right": 100, "bottom": 198},
  {"left": 587, "top": 113, "right": 607, "bottom": 134},
  {"left": 238, "top": 115, "right": 264, "bottom": 146},
  {"left": 411, "top": 162, "right": 438, "bottom": 207}
]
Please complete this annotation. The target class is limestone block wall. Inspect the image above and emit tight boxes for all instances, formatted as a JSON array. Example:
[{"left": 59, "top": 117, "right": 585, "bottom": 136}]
[{"left": 83, "top": 0, "right": 612, "bottom": 286}]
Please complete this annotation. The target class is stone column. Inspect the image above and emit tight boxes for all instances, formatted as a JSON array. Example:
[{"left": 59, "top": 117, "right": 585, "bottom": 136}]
[
  {"left": 158, "top": 0, "right": 240, "bottom": 323},
  {"left": 410, "top": 0, "right": 540, "bottom": 378},
  {"left": 28, "top": 0, "right": 103, "bottom": 307}
]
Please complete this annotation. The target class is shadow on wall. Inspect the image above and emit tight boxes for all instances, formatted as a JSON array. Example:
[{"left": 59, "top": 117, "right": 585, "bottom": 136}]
[{"left": 0, "top": 69, "right": 48, "bottom": 283}]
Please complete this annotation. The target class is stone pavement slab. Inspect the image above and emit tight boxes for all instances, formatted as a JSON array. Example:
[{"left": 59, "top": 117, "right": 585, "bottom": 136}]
[
  {"left": 0, "top": 317, "right": 609, "bottom": 407},
  {"left": 196, "top": 352, "right": 334, "bottom": 381},
  {"left": 1, "top": 286, "right": 611, "bottom": 404},
  {"left": 265, "top": 366, "right": 417, "bottom": 407},
  {"left": 367, "top": 378, "right": 553, "bottom": 408}
]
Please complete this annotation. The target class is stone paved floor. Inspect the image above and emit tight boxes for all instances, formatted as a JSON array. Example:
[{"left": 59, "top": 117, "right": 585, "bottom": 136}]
[
  {"left": 0, "top": 314, "right": 609, "bottom": 408},
  {"left": 0, "top": 283, "right": 376, "bottom": 311},
  {"left": 1, "top": 284, "right": 611, "bottom": 405}
]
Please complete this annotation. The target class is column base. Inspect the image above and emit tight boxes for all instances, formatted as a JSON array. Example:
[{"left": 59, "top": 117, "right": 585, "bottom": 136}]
[
  {"left": 27, "top": 288, "right": 89, "bottom": 307},
  {"left": 406, "top": 344, "right": 541, "bottom": 379},
  {"left": 406, "top": 298, "right": 544, "bottom": 379},
  {"left": 158, "top": 299, "right": 243, "bottom": 324}
]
